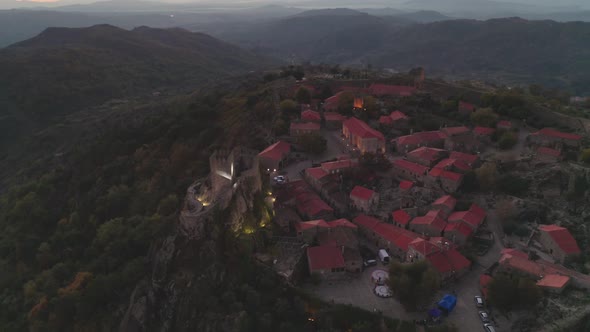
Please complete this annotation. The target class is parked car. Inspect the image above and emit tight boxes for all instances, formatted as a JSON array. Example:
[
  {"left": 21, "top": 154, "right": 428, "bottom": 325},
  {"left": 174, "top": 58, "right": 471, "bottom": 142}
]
[
  {"left": 474, "top": 295, "right": 484, "bottom": 308},
  {"left": 479, "top": 311, "right": 490, "bottom": 323},
  {"left": 483, "top": 323, "right": 496, "bottom": 332},
  {"left": 363, "top": 259, "right": 377, "bottom": 268},
  {"left": 273, "top": 175, "right": 287, "bottom": 185}
]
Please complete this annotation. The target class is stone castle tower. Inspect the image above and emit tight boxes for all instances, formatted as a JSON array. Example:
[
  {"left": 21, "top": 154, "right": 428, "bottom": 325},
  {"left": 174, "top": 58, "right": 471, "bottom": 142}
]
[
  {"left": 209, "top": 149, "right": 236, "bottom": 196},
  {"left": 209, "top": 147, "right": 260, "bottom": 197}
]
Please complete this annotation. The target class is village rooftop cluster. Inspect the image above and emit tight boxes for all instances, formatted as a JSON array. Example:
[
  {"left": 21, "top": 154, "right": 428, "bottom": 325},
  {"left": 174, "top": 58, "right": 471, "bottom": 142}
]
[{"left": 248, "top": 74, "right": 588, "bottom": 331}]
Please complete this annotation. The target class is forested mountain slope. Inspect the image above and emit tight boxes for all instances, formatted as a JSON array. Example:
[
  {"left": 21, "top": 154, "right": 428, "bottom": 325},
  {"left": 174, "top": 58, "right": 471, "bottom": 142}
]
[{"left": 0, "top": 24, "right": 272, "bottom": 117}]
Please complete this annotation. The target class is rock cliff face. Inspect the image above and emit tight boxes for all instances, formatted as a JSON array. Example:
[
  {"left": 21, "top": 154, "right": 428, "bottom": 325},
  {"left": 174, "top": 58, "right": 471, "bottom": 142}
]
[{"left": 119, "top": 149, "right": 263, "bottom": 332}]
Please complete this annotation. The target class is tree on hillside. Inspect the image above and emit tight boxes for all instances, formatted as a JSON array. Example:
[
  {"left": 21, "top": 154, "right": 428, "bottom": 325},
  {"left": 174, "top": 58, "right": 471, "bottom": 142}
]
[
  {"left": 496, "top": 198, "right": 519, "bottom": 234},
  {"left": 363, "top": 96, "right": 379, "bottom": 118},
  {"left": 273, "top": 118, "right": 289, "bottom": 136},
  {"left": 568, "top": 175, "right": 589, "bottom": 213},
  {"left": 460, "top": 170, "right": 479, "bottom": 192},
  {"left": 498, "top": 131, "right": 517, "bottom": 149},
  {"left": 337, "top": 92, "right": 355, "bottom": 115},
  {"left": 475, "top": 162, "right": 498, "bottom": 191},
  {"left": 497, "top": 174, "right": 530, "bottom": 196},
  {"left": 280, "top": 99, "right": 298, "bottom": 116},
  {"left": 441, "top": 99, "right": 459, "bottom": 112},
  {"left": 298, "top": 134, "right": 327, "bottom": 155},
  {"left": 580, "top": 148, "right": 590, "bottom": 163},
  {"left": 388, "top": 261, "right": 440, "bottom": 310},
  {"left": 281, "top": 65, "right": 305, "bottom": 80},
  {"left": 295, "top": 87, "right": 311, "bottom": 104},
  {"left": 319, "top": 85, "right": 333, "bottom": 100},
  {"left": 157, "top": 194, "right": 178, "bottom": 216},
  {"left": 470, "top": 108, "right": 498, "bottom": 127},
  {"left": 496, "top": 199, "right": 517, "bottom": 222},
  {"left": 488, "top": 274, "right": 542, "bottom": 312}
]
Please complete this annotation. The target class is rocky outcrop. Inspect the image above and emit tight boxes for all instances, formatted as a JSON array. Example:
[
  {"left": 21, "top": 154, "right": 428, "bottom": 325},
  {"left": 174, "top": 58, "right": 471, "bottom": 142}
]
[{"left": 120, "top": 150, "right": 265, "bottom": 331}]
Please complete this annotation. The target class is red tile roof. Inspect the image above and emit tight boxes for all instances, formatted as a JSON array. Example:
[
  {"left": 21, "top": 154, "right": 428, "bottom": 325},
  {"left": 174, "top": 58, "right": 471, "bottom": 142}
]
[
  {"left": 427, "top": 249, "right": 471, "bottom": 274},
  {"left": 426, "top": 209, "right": 445, "bottom": 218},
  {"left": 459, "top": 101, "right": 476, "bottom": 112},
  {"left": 338, "top": 86, "right": 368, "bottom": 93},
  {"left": 328, "top": 218, "right": 357, "bottom": 229},
  {"left": 352, "top": 215, "right": 419, "bottom": 251},
  {"left": 379, "top": 115, "right": 393, "bottom": 125},
  {"left": 432, "top": 195, "right": 457, "bottom": 211},
  {"left": 433, "top": 158, "right": 455, "bottom": 170},
  {"left": 399, "top": 181, "right": 414, "bottom": 190},
  {"left": 324, "top": 91, "right": 347, "bottom": 111},
  {"left": 352, "top": 215, "right": 381, "bottom": 229},
  {"left": 536, "top": 128, "right": 582, "bottom": 141},
  {"left": 343, "top": 117, "right": 385, "bottom": 141},
  {"left": 302, "top": 199, "right": 334, "bottom": 218},
  {"left": 407, "top": 147, "right": 447, "bottom": 163},
  {"left": 536, "top": 274, "right": 570, "bottom": 289},
  {"left": 390, "top": 110, "right": 409, "bottom": 121},
  {"left": 469, "top": 203, "right": 486, "bottom": 217},
  {"left": 500, "top": 250, "right": 590, "bottom": 286},
  {"left": 258, "top": 141, "right": 291, "bottom": 161},
  {"left": 454, "top": 208, "right": 482, "bottom": 230},
  {"left": 321, "top": 159, "right": 357, "bottom": 172},
  {"left": 449, "top": 151, "right": 479, "bottom": 165},
  {"left": 291, "top": 122, "right": 320, "bottom": 131},
  {"left": 539, "top": 224, "right": 581, "bottom": 255},
  {"left": 295, "top": 219, "right": 330, "bottom": 232},
  {"left": 368, "top": 84, "right": 416, "bottom": 97},
  {"left": 306, "top": 167, "right": 329, "bottom": 180},
  {"left": 409, "top": 238, "right": 440, "bottom": 256},
  {"left": 497, "top": 120, "right": 512, "bottom": 128},
  {"left": 350, "top": 185, "right": 376, "bottom": 201},
  {"left": 396, "top": 131, "right": 447, "bottom": 147},
  {"left": 445, "top": 249, "right": 471, "bottom": 270},
  {"left": 427, "top": 252, "right": 453, "bottom": 273},
  {"left": 393, "top": 159, "right": 429, "bottom": 175},
  {"left": 474, "top": 126, "right": 496, "bottom": 136},
  {"left": 374, "top": 223, "right": 419, "bottom": 251},
  {"left": 429, "top": 168, "right": 463, "bottom": 182},
  {"left": 442, "top": 126, "right": 470, "bottom": 136},
  {"left": 392, "top": 209, "right": 412, "bottom": 225},
  {"left": 537, "top": 147, "right": 561, "bottom": 157},
  {"left": 411, "top": 212, "right": 447, "bottom": 232},
  {"left": 324, "top": 112, "right": 346, "bottom": 122},
  {"left": 307, "top": 246, "right": 345, "bottom": 271},
  {"left": 301, "top": 110, "right": 321, "bottom": 122},
  {"left": 445, "top": 222, "right": 474, "bottom": 238},
  {"left": 295, "top": 188, "right": 333, "bottom": 218},
  {"left": 318, "top": 229, "right": 358, "bottom": 248},
  {"left": 499, "top": 252, "right": 556, "bottom": 277}
]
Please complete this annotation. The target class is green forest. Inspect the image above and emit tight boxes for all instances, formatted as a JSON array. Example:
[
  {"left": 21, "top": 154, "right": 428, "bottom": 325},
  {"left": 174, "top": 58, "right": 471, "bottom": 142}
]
[{"left": 0, "top": 77, "right": 266, "bottom": 330}]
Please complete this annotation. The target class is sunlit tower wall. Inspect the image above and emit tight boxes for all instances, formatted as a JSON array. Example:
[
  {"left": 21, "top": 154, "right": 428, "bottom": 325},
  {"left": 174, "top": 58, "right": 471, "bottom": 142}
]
[{"left": 209, "top": 149, "right": 236, "bottom": 196}]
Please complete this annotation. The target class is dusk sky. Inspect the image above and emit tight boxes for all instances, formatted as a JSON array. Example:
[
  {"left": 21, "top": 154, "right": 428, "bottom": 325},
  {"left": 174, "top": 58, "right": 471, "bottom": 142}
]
[{"left": 1, "top": 0, "right": 589, "bottom": 9}]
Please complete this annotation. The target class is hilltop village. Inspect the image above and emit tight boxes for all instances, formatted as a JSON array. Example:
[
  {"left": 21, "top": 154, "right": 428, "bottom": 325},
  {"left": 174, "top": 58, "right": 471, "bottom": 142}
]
[{"left": 184, "top": 70, "right": 590, "bottom": 332}]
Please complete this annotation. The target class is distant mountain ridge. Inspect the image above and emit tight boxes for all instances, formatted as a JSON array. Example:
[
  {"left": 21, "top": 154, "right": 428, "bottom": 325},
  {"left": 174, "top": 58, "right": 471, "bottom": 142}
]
[
  {"left": 0, "top": 25, "right": 273, "bottom": 116},
  {"left": 218, "top": 13, "right": 590, "bottom": 93}
]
